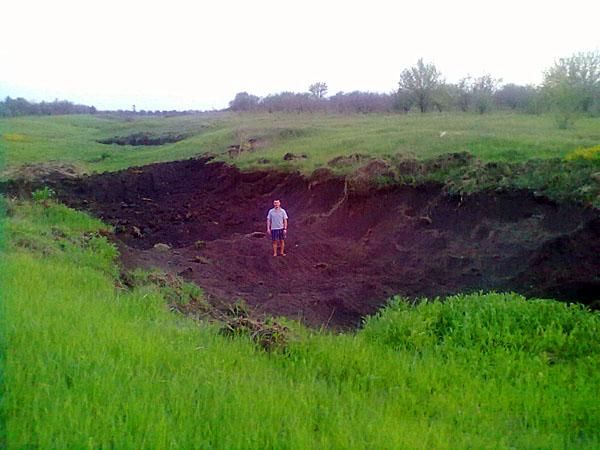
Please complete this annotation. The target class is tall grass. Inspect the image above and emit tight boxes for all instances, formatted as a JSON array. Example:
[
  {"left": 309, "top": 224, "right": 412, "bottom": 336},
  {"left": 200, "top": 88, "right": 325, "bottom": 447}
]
[{"left": 2, "top": 200, "right": 599, "bottom": 448}]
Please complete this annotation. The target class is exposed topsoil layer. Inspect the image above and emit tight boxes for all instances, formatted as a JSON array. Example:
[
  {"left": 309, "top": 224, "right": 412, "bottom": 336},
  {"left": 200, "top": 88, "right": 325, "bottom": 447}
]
[{"left": 7, "top": 158, "right": 600, "bottom": 328}]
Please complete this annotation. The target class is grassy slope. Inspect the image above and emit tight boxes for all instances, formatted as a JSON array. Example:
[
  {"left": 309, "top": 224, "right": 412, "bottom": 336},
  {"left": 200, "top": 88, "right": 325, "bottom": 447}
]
[
  {"left": 1, "top": 112, "right": 600, "bottom": 174},
  {"left": 1, "top": 200, "right": 598, "bottom": 448}
]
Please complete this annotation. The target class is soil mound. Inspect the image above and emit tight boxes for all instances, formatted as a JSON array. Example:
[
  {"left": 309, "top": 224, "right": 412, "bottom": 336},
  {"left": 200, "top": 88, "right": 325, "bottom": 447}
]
[
  {"left": 9, "top": 157, "right": 599, "bottom": 328},
  {"left": 328, "top": 153, "right": 372, "bottom": 167}
]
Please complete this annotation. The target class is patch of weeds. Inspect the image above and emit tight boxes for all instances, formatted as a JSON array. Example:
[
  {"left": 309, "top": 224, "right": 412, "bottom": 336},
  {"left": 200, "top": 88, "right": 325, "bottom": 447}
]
[
  {"left": 80, "top": 233, "right": 118, "bottom": 267},
  {"left": 554, "top": 110, "right": 578, "bottom": 130},
  {"left": 90, "top": 152, "right": 112, "bottom": 163},
  {"left": 374, "top": 174, "right": 397, "bottom": 188},
  {"left": 194, "top": 240, "right": 206, "bottom": 249},
  {"left": 12, "top": 235, "right": 55, "bottom": 256},
  {"left": 565, "top": 144, "right": 600, "bottom": 162},
  {"left": 220, "top": 301, "right": 290, "bottom": 352},
  {"left": 123, "top": 269, "right": 206, "bottom": 307},
  {"left": 276, "top": 127, "right": 310, "bottom": 139},
  {"left": 2, "top": 132, "right": 30, "bottom": 143},
  {"left": 31, "top": 186, "right": 55, "bottom": 203},
  {"left": 227, "top": 298, "right": 250, "bottom": 317},
  {"left": 400, "top": 154, "right": 600, "bottom": 208},
  {"left": 98, "top": 132, "right": 188, "bottom": 146},
  {"left": 3, "top": 196, "right": 17, "bottom": 217}
]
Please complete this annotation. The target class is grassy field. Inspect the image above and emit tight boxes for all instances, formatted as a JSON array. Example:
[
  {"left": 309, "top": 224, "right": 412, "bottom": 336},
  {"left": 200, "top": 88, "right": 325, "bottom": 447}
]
[
  {"left": 1, "top": 112, "right": 599, "bottom": 447},
  {"left": 0, "top": 199, "right": 598, "bottom": 448},
  {"left": 1, "top": 112, "right": 600, "bottom": 174}
]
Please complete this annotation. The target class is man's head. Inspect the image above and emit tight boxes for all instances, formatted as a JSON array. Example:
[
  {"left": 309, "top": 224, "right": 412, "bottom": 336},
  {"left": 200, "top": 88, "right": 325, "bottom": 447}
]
[{"left": 273, "top": 199, "right": 281, "bottom": 209}]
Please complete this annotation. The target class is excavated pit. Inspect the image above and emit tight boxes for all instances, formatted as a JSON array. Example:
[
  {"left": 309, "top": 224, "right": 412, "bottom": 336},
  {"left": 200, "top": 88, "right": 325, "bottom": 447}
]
[{"left": 12, "top": 157, "right": 600, "bottom": 328}]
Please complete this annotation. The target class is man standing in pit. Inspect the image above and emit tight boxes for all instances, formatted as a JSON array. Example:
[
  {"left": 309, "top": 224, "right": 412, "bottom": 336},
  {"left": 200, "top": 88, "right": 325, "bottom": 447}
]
[{"left": 266, "top": 199, "right": 288, "bottom": 256}]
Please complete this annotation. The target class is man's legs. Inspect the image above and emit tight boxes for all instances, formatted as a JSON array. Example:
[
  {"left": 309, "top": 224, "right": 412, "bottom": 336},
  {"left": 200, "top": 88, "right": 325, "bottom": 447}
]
[
  {"left": 272, "top": 240, "right": 278, "bottom": 256},
  {"left": 280, "top": 239, "right": 286, "bottom": 256}
]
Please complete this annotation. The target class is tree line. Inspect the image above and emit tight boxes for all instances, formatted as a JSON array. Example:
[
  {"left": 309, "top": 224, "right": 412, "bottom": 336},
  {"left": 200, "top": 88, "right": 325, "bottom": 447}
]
[
  {"left": 0, "top": 97, "right": 98, "bottom": 117},
  {"left": 229, "top": 51, "right": 600, "bottom": 128},
  {"left": 2, "top": 50, "right": 598, "bottom": 128},
  {"left": 0, "top": 98, "right": 207, "bottom": 118}
]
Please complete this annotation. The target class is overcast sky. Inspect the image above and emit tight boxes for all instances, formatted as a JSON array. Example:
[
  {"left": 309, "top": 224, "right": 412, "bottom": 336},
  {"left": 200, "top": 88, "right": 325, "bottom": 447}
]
[{"left": 1, "top": 0, "right": 598, "bottom": 111}]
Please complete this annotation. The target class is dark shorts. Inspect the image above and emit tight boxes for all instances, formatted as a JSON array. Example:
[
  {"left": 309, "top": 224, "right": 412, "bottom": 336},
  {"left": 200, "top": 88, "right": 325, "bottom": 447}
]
[{"left": 271, "top": 229, "right": 286, "bottom": 241}]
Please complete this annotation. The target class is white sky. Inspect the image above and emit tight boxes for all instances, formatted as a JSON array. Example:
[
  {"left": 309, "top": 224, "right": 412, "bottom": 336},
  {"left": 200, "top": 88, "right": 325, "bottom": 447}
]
[{"left": 1, "top": 0, "right": 599, "bottom": 111}]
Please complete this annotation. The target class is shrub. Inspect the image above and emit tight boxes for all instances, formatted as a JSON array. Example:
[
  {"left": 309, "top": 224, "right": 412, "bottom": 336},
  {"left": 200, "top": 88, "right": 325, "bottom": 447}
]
[{"left": 362, "top": 292, "right": 599, "bottom": 361}]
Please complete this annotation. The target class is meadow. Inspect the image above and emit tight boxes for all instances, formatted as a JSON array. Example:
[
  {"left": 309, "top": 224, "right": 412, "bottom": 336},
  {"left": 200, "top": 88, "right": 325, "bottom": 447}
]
[
  {"left": 1, "top": 112, "right": 599, "bottom": 448},
  {"left": 2, "top": 111, "right": 600, "bottom": 174}
]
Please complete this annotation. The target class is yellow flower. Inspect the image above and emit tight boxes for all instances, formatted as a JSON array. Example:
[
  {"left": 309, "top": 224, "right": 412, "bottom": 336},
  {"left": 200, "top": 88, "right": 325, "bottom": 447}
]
[
  {"left": 2, "top": 133, "right": 29, "bottom": 143},
  {"left": 564, "top": 144, "right": 600, "bottom": 161}
]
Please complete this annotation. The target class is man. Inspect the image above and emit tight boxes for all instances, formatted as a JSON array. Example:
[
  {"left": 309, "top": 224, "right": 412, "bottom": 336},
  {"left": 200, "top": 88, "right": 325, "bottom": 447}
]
[{"left": 266, "top": 199, "right": 288, "bottom": 256}]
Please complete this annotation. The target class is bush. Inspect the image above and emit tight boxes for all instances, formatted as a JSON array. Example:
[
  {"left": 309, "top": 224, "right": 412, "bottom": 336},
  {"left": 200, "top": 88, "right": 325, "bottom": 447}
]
[{"left": 362, "top": 292, "right": 599, "bottom": 361}]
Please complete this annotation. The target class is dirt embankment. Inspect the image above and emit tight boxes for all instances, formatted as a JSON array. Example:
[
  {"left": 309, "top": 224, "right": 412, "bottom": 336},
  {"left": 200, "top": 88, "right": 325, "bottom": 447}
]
[{"left": 5, "top": 158, "right": 599, "bottom": 328}]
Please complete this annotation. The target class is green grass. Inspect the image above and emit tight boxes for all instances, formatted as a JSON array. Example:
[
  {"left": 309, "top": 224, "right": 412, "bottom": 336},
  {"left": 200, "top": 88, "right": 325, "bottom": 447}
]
[
  {"left": 0, "top": 113, "right": 228, "bottom": 174},
  {"left": 1, "top": 199, "right": 598, "bottom": 448},
  {"left": 2, "top": 112, "right": 600, "bottom": 174}
]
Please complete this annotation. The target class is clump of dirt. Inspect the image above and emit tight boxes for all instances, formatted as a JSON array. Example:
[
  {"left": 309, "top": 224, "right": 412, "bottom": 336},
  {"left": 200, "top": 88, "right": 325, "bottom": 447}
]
[
  {"left": 218, "top": 301, "right": 290, "bottom": 352},
  {"left": 346, "top": 159, "right": 396, "bottom": 195},
  {"left": 283, "top": 152, "right": 308, "bottom": 161},
  {"left": 6, "top": 157, "right": 599, "bottom": 329},
  {"left": 328, "top": 153, "right": 372, "bottom": 167},
  {"left": 98, "top": 132, "right": 187, "bottom": 146},
  {"left": 226, "top": 138, "right": 259, "bottom": 158},
  {"left": 393, "top": 152, "right": 473, "bottom": 177}
]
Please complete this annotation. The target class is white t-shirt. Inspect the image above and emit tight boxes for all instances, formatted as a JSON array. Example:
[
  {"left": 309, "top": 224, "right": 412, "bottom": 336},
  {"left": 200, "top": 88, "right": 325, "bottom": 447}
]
[{"left": 267, "top": 208, "right": 288, "bottom": 230}]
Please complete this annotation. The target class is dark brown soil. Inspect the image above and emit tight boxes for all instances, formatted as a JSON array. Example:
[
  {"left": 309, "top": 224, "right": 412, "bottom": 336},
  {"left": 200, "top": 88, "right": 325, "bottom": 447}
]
[{"left": 9, "top": 157, "right": 600, "bottom": 328}]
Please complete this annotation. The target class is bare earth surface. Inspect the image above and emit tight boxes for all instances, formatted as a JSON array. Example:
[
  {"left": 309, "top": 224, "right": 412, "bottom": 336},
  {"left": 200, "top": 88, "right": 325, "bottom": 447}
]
[{"left": 11, "top": 158, "right": 599, "bottom": 328}]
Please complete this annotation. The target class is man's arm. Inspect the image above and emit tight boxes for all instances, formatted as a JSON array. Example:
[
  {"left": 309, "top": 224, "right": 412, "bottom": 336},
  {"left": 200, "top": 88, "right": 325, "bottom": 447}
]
[
  {"left": 284, "top": 218, "right": 288, "bottom": 230},
  {"left": 266, "top": 217, "right": 271, "bottom": 233}
]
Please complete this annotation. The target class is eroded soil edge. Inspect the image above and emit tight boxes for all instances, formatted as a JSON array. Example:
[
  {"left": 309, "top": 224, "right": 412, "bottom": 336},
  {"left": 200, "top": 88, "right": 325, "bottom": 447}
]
[{"left": 10, "top": 158, "right": 600, "bottom": 328}]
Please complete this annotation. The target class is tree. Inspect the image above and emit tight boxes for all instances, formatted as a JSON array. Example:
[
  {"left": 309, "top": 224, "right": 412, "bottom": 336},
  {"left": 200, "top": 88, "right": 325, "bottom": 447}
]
[
  {"left": 454, "top": 77, "right": 472, "bottom": 112},
  {"left": 495, "top": 84, "right": 538, "bottom": 111},
  {"left": 228, "top": 92, "right": 260, "bottom": 111},
  {"left": 471, "top": 74, "right": 501, "bottom": 114},
  {"left": 542, "top": 79, "right": 584, "bottom": 129},
  {"left": 308, "top": 82, "right": 328, "bottom": 99},
  {"left": 330, "top": 91, "right": 395, "bottom": 114},
  {"left": 447, "top": 75, "right": 500, "bottom": 114},
  {"left": 544, "top": 51, "right": 600, "bottom": 113},
  {"left": 398, "top": 59, "right": 443, "bottom": 113},
  {"left": 542, "top": 51, "right": 600, "bottom": 127},
  {"left": 393, "top": 89, "right": 414, "bottom": 112}
]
